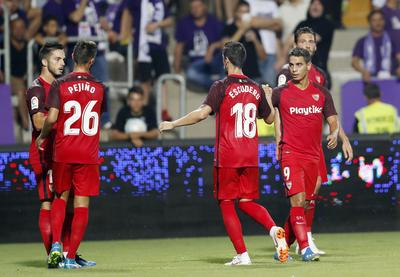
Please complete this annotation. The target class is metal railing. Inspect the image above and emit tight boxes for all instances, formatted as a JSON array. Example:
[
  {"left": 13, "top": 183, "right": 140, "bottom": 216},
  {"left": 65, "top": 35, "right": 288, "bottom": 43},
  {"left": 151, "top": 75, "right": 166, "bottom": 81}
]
[
  {"left": 156, "top": 74, "right": 187, "bottom": 139},
  {"left": 27, "top": 36, "right": 133, "bottom": 89},
  {"left": 0, "top": 4, "right": 11, "bottom": 84}
]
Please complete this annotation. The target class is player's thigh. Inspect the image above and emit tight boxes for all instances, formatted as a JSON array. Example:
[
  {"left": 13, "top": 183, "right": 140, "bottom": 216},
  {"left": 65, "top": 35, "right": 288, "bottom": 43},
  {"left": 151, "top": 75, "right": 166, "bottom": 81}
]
[
  {"left": 213, "top": 167, "right": 240, "bottom": 200},
  {"left": 52, "top": 162, "right": 73, "bottom": 195},
  {"left": 239, "top": 167, "right": 259, "bottom": 200},
  {"left": 303, "top": 159, "right": 319, "bottom": 201},
  {"left": 280, "top": 158, "right": 305, "bottom": 198},
  {"left": 318, "top": 148, "right": 328, "bottom": 184},
  {"left": 72, "top": 164, "right": 100, "bottom": 197},
  {"left": 32, "top": 163, "right": 53, "bottom": 202}
]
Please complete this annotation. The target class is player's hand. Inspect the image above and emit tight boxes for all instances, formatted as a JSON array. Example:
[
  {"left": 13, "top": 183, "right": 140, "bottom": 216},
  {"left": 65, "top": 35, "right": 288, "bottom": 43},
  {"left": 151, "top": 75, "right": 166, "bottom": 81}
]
[
  {"left": 159, "top": 121, "right": 175, "bottom": 133},
  {"left": 36, "top": 135, "right": 45, "bottom": 151},
  {"left": 146, "top": 22, "right": 159, "bottom": 34},
  {"left": 327, "top": 133, "right": 338, "bottom": 149},
  {"left": 342, "top": 140, "right": 353, "bottom": 163},
  {"left": 262, "top": 84, "right": 272, "bottom": 100}
]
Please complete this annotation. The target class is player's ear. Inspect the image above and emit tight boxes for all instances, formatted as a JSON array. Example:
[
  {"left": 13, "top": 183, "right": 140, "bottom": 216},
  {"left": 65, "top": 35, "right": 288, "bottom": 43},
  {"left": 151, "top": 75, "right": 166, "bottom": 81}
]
[
  {"left": 88, "top": 58, "right": 95, "bottom": 68},
  {"left": 307, "top": 62, "right": 312, "bottom": 71},
  {"left": 41, "top": 58, "right": 48, "bottom": 68}
]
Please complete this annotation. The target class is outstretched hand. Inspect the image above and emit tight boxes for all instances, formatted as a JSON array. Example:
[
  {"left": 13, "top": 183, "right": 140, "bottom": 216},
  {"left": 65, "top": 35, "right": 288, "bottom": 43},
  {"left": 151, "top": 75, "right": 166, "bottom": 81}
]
[
  {"left": 262, "top": 84, "right": 272, "bottom": 99},
  {"left": 159, "top": 121, "right": 175, "bottom": 133}
]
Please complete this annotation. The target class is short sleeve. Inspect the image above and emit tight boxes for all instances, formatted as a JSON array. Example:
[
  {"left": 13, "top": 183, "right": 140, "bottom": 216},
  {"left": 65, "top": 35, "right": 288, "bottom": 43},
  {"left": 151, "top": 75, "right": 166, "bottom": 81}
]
[
  {"left": 100, "top": 84, "right": 107, "bottom": 114},
  {"left": 272, "top": 87, "right": 281, "bottom": 108},
  {"left": 322, "top": 88, "right": 338, "bottom": 118},
  {"left": 202, "top": 81, "right": 225, "bottom": 114},
  {"left": 257, "top": 85, "right": 272, "bottom": 119},
  {"left": 352, "top": 37, "right": 364, "bottom": 58},
  {"left": 112, "top": 107, "right": 128, "bottom": 132},
  {"left": 276, "top": 67, "right": 291, "bottom": 87},
  {"left": 26, "top": 86, "right": 46, "bottom": 116},
  {"left": 46, "top": 80, "right": 61, "bottom": 110}
]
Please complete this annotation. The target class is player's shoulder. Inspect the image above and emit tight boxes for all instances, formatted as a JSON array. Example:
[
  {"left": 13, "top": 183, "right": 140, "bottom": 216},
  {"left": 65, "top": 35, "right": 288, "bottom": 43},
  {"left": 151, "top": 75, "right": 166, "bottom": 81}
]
[
  {"left": 27, "top": 78, "right": 45, "bottom": 94},
  {"left": 310, "top": 81, "right": 330, "bottom": 95}
]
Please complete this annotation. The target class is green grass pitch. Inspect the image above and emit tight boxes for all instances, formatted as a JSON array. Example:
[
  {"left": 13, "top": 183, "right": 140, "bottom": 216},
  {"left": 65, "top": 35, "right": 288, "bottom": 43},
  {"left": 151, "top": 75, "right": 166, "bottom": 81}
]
[{"left": 1, "top": 232, "right": 399, "bottom": 277}]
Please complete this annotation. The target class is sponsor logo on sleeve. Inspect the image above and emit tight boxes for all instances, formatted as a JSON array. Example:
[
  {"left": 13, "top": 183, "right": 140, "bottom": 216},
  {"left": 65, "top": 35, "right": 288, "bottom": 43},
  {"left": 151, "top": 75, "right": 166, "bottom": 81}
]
[
  {"left": 278, "top": 74, "right": 287, "bottom": 86},
  {"left": 31, "top": 96, "right": 39, "bottom": 110}
]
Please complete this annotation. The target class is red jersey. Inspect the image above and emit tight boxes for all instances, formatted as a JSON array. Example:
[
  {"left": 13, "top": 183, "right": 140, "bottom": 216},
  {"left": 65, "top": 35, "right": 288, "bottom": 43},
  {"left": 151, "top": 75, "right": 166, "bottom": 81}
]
[
  {"left": 26, "top": 77, "right": 55, "bottom": 165},
  {"left": 47, "top": 72, "right": 105, "bottom": 164},
  {"left": 272, "top": 81, "right": 337, "bottom": 159},
  {"left": 203, "top": 74, "right": 271, "bottom": 167},
  {"left": 276, "top": 64, "right": 327, "bottom": 88}
]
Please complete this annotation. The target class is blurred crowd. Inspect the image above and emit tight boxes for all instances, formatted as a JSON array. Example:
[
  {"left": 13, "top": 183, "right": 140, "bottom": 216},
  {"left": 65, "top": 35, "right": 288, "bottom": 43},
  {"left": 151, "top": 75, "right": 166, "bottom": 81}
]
[{"left": 0, "top": 0, "right": 399, "bottom": 144}]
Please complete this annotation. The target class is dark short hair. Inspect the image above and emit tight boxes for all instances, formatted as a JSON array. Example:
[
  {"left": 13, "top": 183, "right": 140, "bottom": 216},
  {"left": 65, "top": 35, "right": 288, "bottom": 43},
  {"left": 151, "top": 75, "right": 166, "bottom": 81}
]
[
  {"left": 236, "top": 0, "right": 250, "bottom": 10},
  {"left": 367, "top": 9, "right": 384, "bottom": 22},
  {"left": 222, "top": 41, "right": 247, "bottom": 68},
  {"left": 363, "top": 83, "right": 381, "bottom": 99},
  {"left": 288, "top": 47, "right": 312, "bottom": 63},
  {"left": 294, "top": 27, "right": 316, "bottom": 44},
  {"left": 72, "top": 40, "right": 97, "bottom": 65},
  {"left": 128, "top": 86, "right": 144, "bottom": 97},
  {"left": 38, "top": 42, "right": 64, "bottom": 67},
  {"left": 42, "top": 15, "right": 58, "bottom": 27}
]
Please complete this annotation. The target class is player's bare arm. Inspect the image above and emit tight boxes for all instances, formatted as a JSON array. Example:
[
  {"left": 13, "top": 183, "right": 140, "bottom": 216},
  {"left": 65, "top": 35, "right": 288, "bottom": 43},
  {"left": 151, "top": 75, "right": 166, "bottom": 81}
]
[
  {"left": 159, "top": 105, "right": 212, "bottom": 133},
  {"left": 262, "top": 84, "right": 275, "bottom": 124},
  {"left": 273, "top": 108, "right": 281, "bottom": 160},
  {"left": 338, "top": 125, "right": 353, "bottom": 162},
  {"left": 36, "top": 108, "right": 59, "bottom": 150},
  {"left": 326, "top": 115, "right": 339, "bottom": 150},
  {"left": 31, "top": 112, "right": 46, "bottom": 132}
]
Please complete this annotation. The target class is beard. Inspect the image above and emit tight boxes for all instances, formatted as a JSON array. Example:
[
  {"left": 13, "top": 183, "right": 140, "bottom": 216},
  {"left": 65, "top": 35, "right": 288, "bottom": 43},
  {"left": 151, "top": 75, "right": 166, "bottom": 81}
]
[{"left": 48, "top": 66, "right": 63, "bottom": 78}]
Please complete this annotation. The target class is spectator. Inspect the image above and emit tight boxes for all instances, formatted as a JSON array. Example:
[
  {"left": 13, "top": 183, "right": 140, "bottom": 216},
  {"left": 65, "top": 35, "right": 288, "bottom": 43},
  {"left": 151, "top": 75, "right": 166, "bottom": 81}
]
[
  {"left": 381, "top": 0, "right": 400, "bottom": 45},
  {"left": 174, "top": 0, "right": 224, "bottom": 90},
  {"left": 221, "top": 0, "right": 266, "bottom": 81},
  {"left": 33, "top": 16, "right": 67, "bottom": 75},
  {"left": 10, "top": 17, "right": 29, "bottom": 130},
  {"left": 351, "top": 10, "right": 400, "bottom": 82},
  {"left": 42, "top": 0, "right": 65, "bottom": 28},
  {"left": 120, "top": 0, "right": 173, "bottom": 120},
  {"left": 215, "top": 0, "right": 239, "bottom": 24},
  {"left": 294, "top": 0, "right": 335, "bottom": 87},
  {"left": 62, "top": 0, "right": 112, "bottom": 127},
  {"left": 246, "top": 0, "right": 282, "bottom": 86},
  {"left": 276, "top": 0, "right": 310, "bottom": 70},
  {"left": 354, "top": 83, "right": 400, "bottom": 134},
  {"left": 35, "top": 15, "right": 67, "bottom": 49},
  {"left": 110, "top": 86, "right": 159, "bottom": 147}
]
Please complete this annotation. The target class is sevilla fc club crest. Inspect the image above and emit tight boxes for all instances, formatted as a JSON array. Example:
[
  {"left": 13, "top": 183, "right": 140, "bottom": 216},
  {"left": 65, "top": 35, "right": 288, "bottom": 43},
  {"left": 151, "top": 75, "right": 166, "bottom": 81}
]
[
  {"left": 285, "top": 181, "right": 292, "bottom": 190},
  {"left": 312, "top": 94, "right": 320, "bottom": 101},
  {"left": 316, "top": 76, "right": 321, "bottom": 83}
]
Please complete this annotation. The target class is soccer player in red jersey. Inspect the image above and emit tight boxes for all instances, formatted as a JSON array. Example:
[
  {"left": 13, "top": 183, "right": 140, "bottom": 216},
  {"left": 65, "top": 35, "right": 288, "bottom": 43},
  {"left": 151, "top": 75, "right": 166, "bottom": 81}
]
[
  {"left": 36, "top": 41, "right": 105, "bottom": 269},
  {"left": 272, "top": 47, "right": 340, "bottom": 261},
  {"left": 26, "top": 42, "right": 65, "bottom": 256},
  {"left": 275, "top": 27, "right": 353, "bottom": 255},
  {"left": 160, "top": 41, "right": 289, "bottom": 265}
]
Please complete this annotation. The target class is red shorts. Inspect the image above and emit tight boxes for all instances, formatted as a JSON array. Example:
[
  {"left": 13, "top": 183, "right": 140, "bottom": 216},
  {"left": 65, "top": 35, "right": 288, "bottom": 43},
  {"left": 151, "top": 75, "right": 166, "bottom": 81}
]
[
  {"left": 52, "top": 162, "right": 100, "bottom": 196},
  {"left": 213, "top": 167, "right": 259, "bottom": 200},
  {"left": 31, "top": 163, "right": 54, "bottom": 202},
  {"left": 280, "top": 155, "right": 319, "bottom": 200},
  {"left": 318, "top": 148, "right": 328, "bottom": 183}
]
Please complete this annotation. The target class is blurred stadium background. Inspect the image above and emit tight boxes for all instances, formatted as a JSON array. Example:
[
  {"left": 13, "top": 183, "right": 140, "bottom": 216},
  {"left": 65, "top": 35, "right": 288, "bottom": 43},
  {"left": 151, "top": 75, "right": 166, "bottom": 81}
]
[{"left": 0, "top": 0, "right": 399, "bottom": 276}]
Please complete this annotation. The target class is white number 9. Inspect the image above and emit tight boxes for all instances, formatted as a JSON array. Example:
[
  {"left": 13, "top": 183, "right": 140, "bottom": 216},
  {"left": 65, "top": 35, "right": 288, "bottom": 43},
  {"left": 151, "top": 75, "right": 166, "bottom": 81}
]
[{"left": 283, "top": 166, "right": 290, "bottom": 181}]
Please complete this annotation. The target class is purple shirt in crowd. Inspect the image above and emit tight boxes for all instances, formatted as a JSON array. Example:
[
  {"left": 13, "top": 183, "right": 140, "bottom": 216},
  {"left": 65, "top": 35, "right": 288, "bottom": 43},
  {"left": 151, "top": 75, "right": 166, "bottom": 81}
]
[
  {"left": 42, "top": 0, "right": 65, "bottom": 27},
  {"left": 175, "top": 14, "right": 223, "bottom": 61},
  {"left": 62, "top": 0, "right": 104, "bottom": 37},
  {"left": 123, "top": 0, "right": 171, "bottom": 51},
  {"left": 352, "top": 33, "right": 399, "bottom": 76},
  {"left": 381, "top": 5, "right": 400, "bottom": 47}
]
